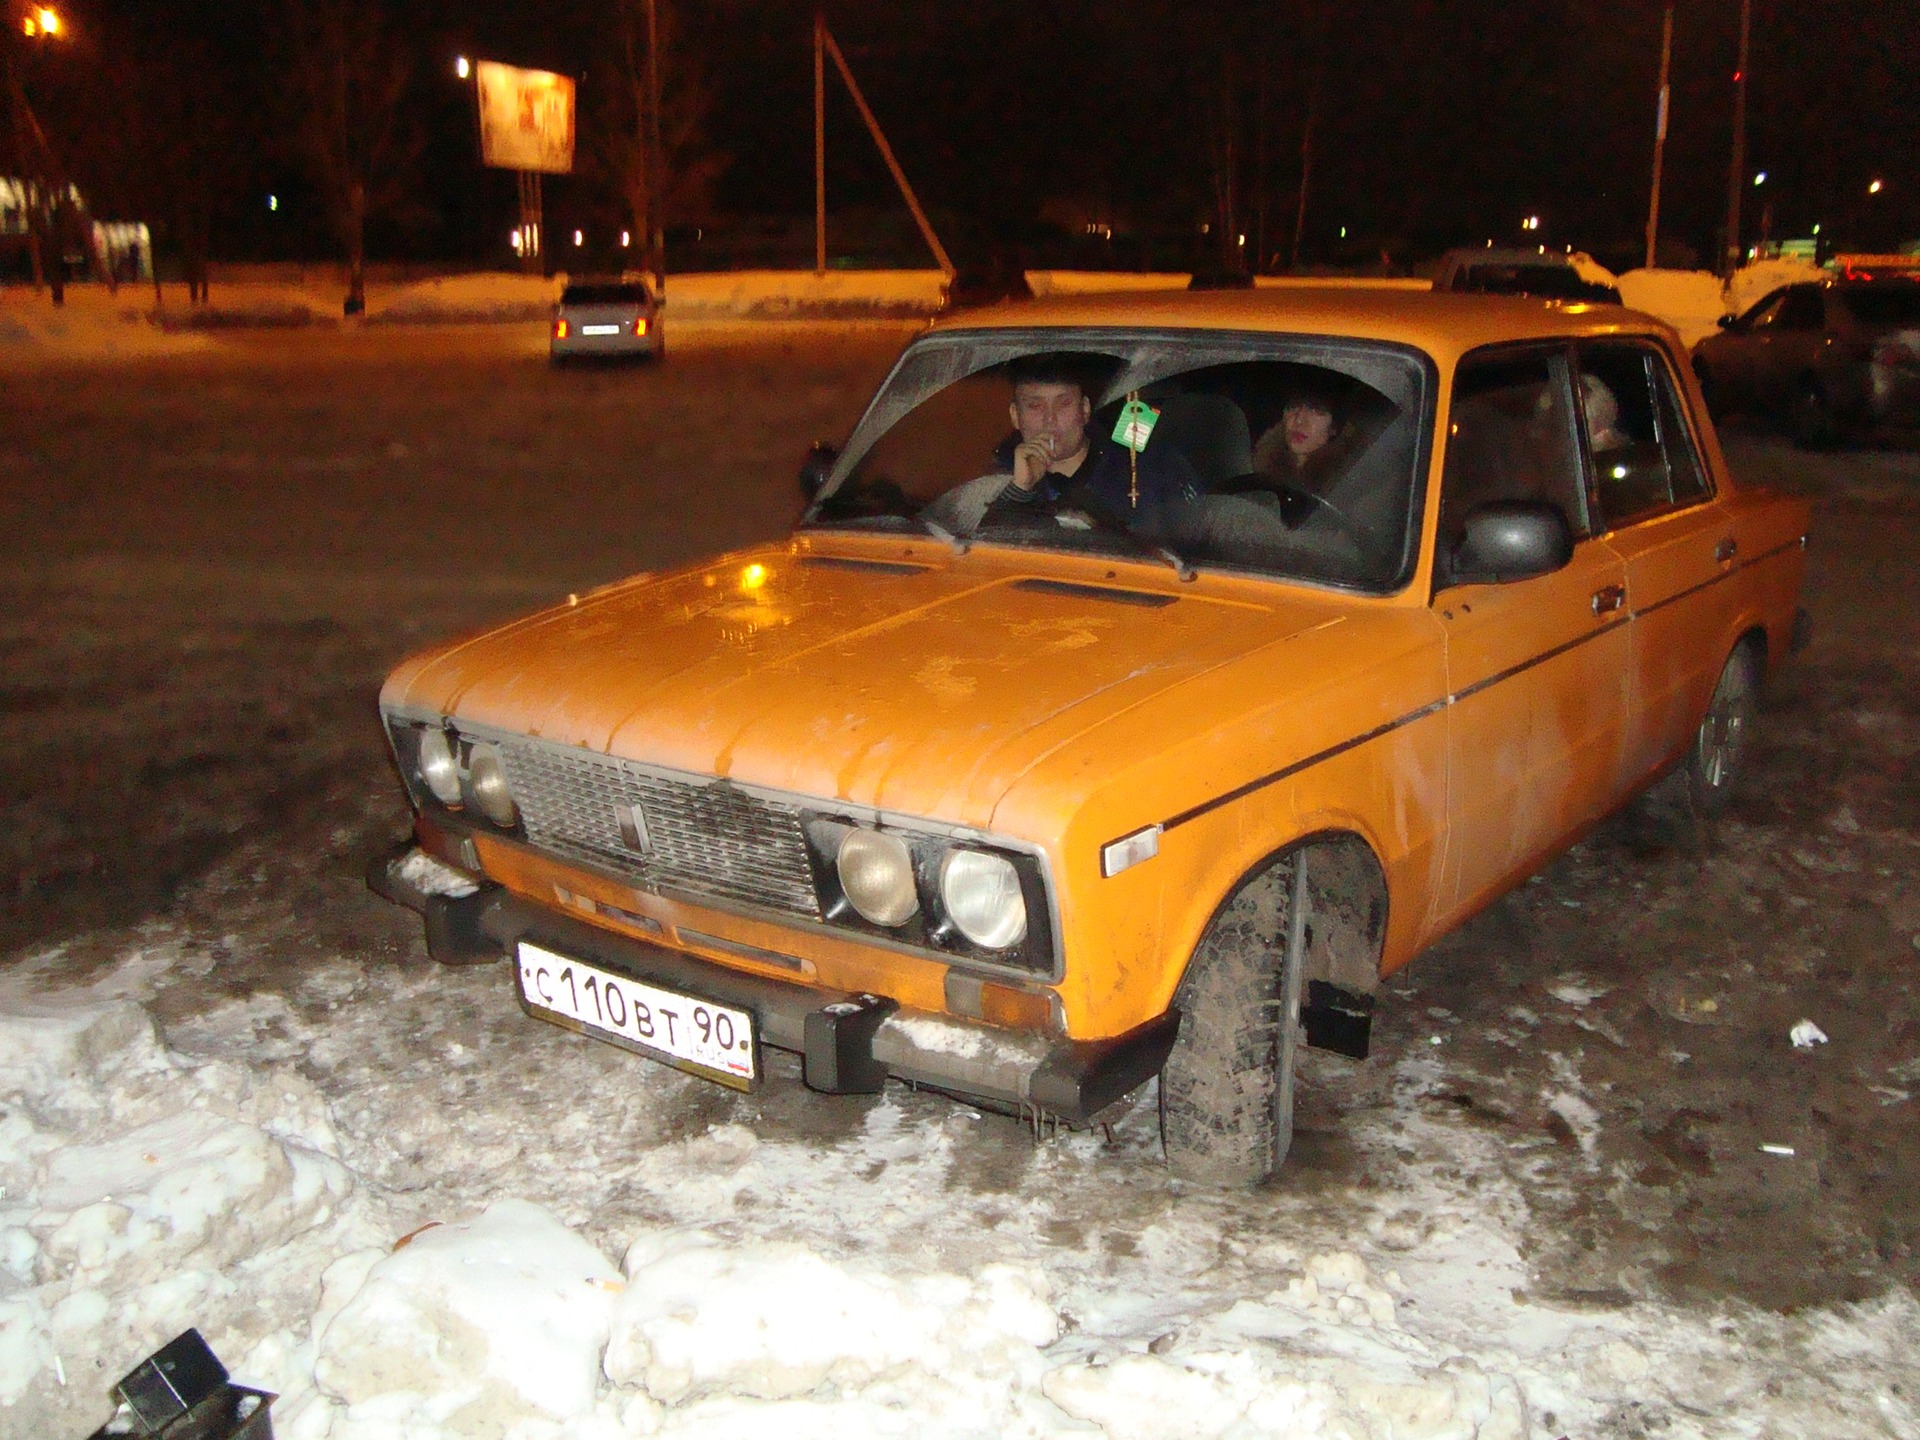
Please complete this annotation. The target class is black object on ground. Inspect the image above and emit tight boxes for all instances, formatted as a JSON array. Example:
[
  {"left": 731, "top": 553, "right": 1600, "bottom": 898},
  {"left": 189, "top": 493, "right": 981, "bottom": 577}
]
[{"left": 86, "top": 1329, "right": 276, "bottom": 1440}]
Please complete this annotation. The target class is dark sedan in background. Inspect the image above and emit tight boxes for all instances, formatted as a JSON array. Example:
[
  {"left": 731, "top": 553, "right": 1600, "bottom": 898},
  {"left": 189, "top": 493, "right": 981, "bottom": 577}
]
[{"left": 1693, "top": 276, "right": 1920, "bottom": 447}]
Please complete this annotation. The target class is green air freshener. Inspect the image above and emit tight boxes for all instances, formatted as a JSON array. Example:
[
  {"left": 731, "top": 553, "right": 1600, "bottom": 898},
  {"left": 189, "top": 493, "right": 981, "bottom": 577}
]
[{"left": 1112, "top": 398, "right": 1160, "bottom": 453}]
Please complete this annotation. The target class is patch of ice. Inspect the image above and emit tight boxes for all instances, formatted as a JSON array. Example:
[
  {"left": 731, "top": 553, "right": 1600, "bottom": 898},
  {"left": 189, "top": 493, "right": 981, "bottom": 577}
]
[
  {"left": 392, "top": 850, "right": 479, "bottom": 899},
  {"left": 1789, "top": 1019, "right": 1830, "bottom": 1049},
  {"left": 1546, "top": 979, "right": 1608, "bottom": 1008}
]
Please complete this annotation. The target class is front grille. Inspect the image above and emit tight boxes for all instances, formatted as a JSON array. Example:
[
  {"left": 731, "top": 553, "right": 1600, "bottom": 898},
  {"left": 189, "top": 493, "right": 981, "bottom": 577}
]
[{"left": 497, "top": 740, "right": 821, "bottom": 917}]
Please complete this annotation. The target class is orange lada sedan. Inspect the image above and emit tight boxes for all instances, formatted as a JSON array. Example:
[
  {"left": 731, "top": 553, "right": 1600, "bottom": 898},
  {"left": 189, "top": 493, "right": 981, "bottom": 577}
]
[{"left": 371, "top": 290, "right": 1810, "bottom": 1183}]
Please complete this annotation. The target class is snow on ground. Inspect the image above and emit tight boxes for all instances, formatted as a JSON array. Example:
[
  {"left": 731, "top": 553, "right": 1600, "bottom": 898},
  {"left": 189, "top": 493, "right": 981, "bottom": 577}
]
[
  {"left": 0, "top": 287, "right": 212, "bottom": 361},
  {"left": 3, "top": 941, "right": 1914, "bottom": 1440}
]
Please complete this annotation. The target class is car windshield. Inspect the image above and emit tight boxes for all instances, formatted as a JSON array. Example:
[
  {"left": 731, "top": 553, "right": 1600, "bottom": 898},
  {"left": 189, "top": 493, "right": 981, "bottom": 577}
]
[
  {"left": 1457, "top": 265, "right": 1620, "bottom": 304},
  {"left": 803, "top": 327, "right": 1432, "bottom": 593},
  {"left": 1839, "top": 284, "right": 1920, "bottom": 325},
  {"left": 561, "top": 282, "right": 651, "bottom": 306}
]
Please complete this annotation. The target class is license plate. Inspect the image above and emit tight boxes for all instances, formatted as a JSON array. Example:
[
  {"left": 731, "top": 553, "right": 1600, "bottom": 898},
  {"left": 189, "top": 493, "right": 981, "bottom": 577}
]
[
  {"left": 579, "top": 323, "right": 622, "bottom": 336},
  {"left": 515, "top": 942, "right": 757, "bottom": 1089}
]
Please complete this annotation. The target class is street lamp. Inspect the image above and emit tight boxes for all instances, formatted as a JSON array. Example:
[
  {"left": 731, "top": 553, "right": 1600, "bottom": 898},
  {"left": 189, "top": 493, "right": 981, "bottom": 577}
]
[
  {"left": 455, "top": 55, "right": 470, "bottom": 79},
  {"left": 1752, "top": 171, "right": 1766, "bottom": 187},
  {"left": 1868, "top": 179, "right": 1884, "bottom": 195},
  {"left": 21, "top": 6, "right": 60, "bottom": 37}
]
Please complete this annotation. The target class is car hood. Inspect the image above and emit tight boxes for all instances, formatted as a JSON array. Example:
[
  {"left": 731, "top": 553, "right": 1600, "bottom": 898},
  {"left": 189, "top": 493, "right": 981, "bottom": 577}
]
[{"left": 382, "top": 542, "right": 1346, "bottom": 833}]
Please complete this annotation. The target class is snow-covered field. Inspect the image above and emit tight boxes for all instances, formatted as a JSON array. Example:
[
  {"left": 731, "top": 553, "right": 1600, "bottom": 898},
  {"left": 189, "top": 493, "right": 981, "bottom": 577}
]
[{"left": 2, "top": 317, "right": 1917, "bottom": 1440}]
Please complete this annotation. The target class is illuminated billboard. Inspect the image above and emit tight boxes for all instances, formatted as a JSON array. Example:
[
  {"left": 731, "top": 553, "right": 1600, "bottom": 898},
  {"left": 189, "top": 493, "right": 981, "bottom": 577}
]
[{"left": 475, "top": 61, "right": 576, "bottom": 175}]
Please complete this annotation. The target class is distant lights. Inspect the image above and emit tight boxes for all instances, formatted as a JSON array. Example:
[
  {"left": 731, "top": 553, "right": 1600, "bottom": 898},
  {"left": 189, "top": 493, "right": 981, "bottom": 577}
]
[
  {"left": 619, "top": 230, "right": 631, "bottom": 247},
  {"left": 1812, "top": 223, "right": 1822, "bottom": 235},
  {"left": 1868, "top": 179, "right": 1884, "bottom": 195},
  {"left": 572, "top": 229, "right": 584, "bottom": 247},
  {"left": 1521, "top": 215, "right": 1541, "bottom": 231},
  {"left": 1339, "top": 226, "right": 1347, "bottom": 239},
  {"left": 1753, "top": 171, "right": 1767, "bottom": 186},
  {"left": 267, "top": 194, "right": 278, "bottom": 212},
  {"left": 455, "top": 55, "right": 471, "bottom": 78}
]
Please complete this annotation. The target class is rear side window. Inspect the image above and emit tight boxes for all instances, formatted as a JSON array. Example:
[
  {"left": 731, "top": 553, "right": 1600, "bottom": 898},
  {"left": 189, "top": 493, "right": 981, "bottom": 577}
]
[
  {"left": 561, "top": 283, "right": 651, "bottom": 306},
  {"left": 1576, "top": 343, "right": 1711, "bottom": 528},
  {"left": 1776, "top": 287, "right": 1826, "bottom": 331},
  {"left": 1439, "top": 348, "right": 1588, "bottom": 557}
]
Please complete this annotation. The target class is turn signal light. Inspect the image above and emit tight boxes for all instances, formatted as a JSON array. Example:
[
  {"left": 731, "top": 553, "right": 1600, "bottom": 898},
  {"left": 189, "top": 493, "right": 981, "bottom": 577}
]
[{"left": 944, "top": 972, "right": 1054, "bottom": 1030}]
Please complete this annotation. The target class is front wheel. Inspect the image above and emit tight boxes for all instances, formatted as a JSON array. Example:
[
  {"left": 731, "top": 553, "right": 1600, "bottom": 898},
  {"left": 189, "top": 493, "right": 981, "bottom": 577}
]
[
  {"left": 1788, "top": 380, "right": 1838, "bottom": 450},
  {"left": 1160, "top": 855, "right": 1305, "bottom": 1185}
]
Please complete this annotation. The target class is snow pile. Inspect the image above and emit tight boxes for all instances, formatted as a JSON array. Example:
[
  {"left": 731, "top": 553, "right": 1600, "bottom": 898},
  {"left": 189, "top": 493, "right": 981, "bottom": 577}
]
[
  {"left": 1725, "top": 258, "right": 1828, "bottom": 319},
  {"left": 1617, "top": 269, "right": 1728, "bottom": 347},
  {"left": 666, "top": 269, "right": 948, "bottom": 319},
  {"left": 4, "top": 955, "right": 1919, "bottom": 1439},
  {"left": 1568, "top": 251, "right": 1618, "bottom": 288},
  {"left": 369, "top": 273, "right": 560, "bottom": 325},
  {"left": 0, "top": 290, "right": 211, "bottom": 362}
]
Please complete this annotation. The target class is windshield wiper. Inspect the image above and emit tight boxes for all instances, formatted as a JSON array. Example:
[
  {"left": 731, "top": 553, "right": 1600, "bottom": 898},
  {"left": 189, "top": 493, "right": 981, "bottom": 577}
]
[
  {"left": 919, "top": 517, "right": 970, "bottom": 556},
  {"left": 1057, "top": 505, "right": 1196, "bottom": 582}
]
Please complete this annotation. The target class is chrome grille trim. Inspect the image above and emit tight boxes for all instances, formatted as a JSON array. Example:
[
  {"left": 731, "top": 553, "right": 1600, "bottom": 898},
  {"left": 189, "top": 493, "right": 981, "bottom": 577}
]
[{"left": 497, "top": 740, "right": 821, "bottom": 917}]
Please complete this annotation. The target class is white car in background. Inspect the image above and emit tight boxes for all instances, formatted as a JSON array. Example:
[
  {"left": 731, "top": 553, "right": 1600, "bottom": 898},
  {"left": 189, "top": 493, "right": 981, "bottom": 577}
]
[{"left": 551, "top": 277, "right": 663, "bottom": 363}]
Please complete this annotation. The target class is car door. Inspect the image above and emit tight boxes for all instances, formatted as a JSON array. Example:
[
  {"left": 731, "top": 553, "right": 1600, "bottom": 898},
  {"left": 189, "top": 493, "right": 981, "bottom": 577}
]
[
  {"left": 1432, "top": 346, "right": 1631, "bottom": 925},
  {"left": 1704, "top": 289, "right": 1784, "bottom": 408},
  {"left": 1751, "top": 285, "right": 1829, "bottom": 411},
  {"left": 1574, "top": 340, "right": 1737, "bottom": 789}
]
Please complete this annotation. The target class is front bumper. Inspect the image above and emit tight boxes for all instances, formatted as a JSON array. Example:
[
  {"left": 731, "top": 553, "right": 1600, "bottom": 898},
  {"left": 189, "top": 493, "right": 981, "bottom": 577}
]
[{"left": 368, "top": 843, "right": 1176, "bottom": 1124}]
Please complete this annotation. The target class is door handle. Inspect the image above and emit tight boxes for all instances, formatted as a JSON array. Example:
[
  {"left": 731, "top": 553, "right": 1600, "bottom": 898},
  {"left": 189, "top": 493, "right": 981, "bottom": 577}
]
[
  {"left": 1591, "top": 584, "right": 1626, "bottom": 616},
  {"left": 1715, "top": 536, "right": 1738, "bottom": 564}
]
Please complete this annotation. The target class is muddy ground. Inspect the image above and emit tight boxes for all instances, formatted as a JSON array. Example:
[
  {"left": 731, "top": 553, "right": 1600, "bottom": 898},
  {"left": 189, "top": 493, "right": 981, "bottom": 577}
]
[{"left": 3, "top": 320, "right": 1915, "bottom": 1320}]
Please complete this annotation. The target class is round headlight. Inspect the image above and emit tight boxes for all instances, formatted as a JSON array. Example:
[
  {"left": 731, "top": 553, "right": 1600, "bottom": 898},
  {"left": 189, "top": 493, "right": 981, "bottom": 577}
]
[
  {"left": 836, "top": 828, "right": 918, "bottom": 927},
  {"left": 940, "top": 849, "right": 1027, "bottom": 950},
  {"left": 417, "top": 728, "right": 463, "bottom": 806},
  {"left": 467, "top": 742, "right": 518, "bottom": 828}
]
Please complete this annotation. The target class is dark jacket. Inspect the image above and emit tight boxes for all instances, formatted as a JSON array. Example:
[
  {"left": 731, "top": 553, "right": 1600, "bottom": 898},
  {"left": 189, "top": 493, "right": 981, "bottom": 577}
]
[{"left": 981, "top": 432, "right": 1201, "bottom": 530}]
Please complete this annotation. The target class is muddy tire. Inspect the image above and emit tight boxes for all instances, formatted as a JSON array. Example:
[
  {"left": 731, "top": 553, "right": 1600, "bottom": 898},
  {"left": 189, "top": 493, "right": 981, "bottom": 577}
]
[
  {"left": 1160, "top": 866, "right": 1295, "bottom": 1185},
  {"left": 1630, "top": 643, "right": 1761, "bottom": 848}
]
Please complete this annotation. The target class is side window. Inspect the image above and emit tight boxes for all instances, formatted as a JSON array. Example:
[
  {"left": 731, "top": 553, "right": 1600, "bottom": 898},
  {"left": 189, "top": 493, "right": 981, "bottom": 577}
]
[
  {"left": 1577, "top": 343, "right": 1710, "bottom": 526},
  {"left": 1777, "top": 287, "right": 1826, "bottom": 331},
  {"left": 1741, "top": 292, "right": 1788, "bottom": 331},
  {"left": 1438, "top": 349, "right": 1586, "bottom": 563}
]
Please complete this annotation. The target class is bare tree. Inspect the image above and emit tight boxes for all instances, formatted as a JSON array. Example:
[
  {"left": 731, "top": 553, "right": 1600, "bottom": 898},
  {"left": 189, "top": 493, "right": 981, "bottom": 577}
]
[
  {"left": 586, "top": 0, "right": 726, "bottom": 282},
  {"left": 279, "top": 0, "right": 420, "bottom": 313}
]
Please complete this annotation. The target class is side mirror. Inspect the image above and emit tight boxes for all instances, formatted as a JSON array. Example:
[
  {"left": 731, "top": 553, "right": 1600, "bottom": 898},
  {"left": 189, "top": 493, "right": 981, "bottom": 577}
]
[
  {"left": 1716, "top": 313, "right": 1736, "bottom": 330},
  {"left": 1445, "top": 500, "right": 1573, "bottom": 585},
  {"left": 797, "top": 441, "right": 840, "bottom": 500}
]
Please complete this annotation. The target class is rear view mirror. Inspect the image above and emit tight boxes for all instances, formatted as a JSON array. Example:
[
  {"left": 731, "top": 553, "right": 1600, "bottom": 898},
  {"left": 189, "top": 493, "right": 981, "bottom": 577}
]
[
  {"left": 797, "top": 441, "right": 840, "bottom": 500},
  {"left": 1446, "top": 500, "right": 1573, "bottom": 585}
]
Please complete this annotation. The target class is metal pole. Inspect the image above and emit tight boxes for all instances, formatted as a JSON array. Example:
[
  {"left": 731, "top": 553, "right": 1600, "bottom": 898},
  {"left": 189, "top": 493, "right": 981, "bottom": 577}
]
[
  {"left": 643, "top": 0, "right": 665, "bottom": 292},
  {"left": 1272, "top": 849, "right": 1309, "bottom": 1170},
  {"left": 820, "top": 21, "right": 953, "bottom": 277},
  {"left": 814, "top": 13, "right": 826, "bottom": 276},
  {"left": 1722, "top": 0, "right": 1752, "bottom": 275},
  {"left": 1290, "top": 86, "right": 1315, "bottom": 272},
  {"left": 1645, "top": 5, "right": 1674, "bottom": 270}
]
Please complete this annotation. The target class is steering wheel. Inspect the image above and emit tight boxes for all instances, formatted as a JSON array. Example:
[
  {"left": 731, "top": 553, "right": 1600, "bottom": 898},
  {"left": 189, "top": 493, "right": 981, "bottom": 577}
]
[{"left": 1218, "top": 473, "right": 1367, "bottom": 547}]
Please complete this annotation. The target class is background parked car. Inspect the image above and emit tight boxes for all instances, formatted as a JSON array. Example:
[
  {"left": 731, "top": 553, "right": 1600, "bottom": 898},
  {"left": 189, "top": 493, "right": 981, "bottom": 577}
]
[
  {"left": 1692, "top": 276, "right": 1920, "bottom": 447},
  {"left": 551, "top": 276, "right": 663, "bottom": 363},
  {"left": 1434, "top": 247, "right": 1623, "bottom": 305}
]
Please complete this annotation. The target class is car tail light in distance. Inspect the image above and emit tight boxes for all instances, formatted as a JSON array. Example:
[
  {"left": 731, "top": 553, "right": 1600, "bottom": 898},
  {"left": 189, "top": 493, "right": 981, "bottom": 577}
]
[
  {"left": 553, "top": 318, "right": 569, "bottom": 339},
  {"left": 635, "top": 316, "right": 649, "bottom": 336}
]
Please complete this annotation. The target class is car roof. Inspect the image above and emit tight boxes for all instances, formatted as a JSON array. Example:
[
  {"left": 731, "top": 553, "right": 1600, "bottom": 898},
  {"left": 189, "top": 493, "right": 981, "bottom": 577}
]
[{"left": 929, "top": 287, "right": 1674, "bottom": 368}]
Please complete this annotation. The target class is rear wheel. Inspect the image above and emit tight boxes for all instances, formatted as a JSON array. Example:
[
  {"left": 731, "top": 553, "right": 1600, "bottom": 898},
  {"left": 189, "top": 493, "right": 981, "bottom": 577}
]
[
  {"left": 1630, "top": 643, "right": 1761, "bottom": 848},
  {"left": 1160, "top": 856, "right": 1302, "bottom": 1185}
]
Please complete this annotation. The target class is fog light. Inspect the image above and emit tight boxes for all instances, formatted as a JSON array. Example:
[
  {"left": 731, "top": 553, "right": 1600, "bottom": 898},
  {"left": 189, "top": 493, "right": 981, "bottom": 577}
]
[
  {"left": 836, "top": 829, "right": 918, "bottom": 927},
  {"left": 467, "top": 742, "right": 517, "bottom": 828},
  {"left": 940, "top": 849, "right": 1026, "bottom": 950},
  {"left": 417, "top": 728, "right": 462, "bottom": 806}
]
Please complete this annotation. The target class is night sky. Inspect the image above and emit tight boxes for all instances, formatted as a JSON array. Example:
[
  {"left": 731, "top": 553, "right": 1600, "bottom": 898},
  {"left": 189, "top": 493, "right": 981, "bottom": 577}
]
[{"left": 39, "top": 0, "right": 1920, "bottom": 272}]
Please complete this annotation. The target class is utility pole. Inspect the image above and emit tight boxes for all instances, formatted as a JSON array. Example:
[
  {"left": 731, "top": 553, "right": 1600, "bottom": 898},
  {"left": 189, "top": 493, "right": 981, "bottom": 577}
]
[
  {"left": 1644, "top": 5, "right": 1674, "bottom": 270},
  {"left": 1721, "top": 0, "right": 1752, "bottom": 275},
  {"left": 814, "top": 13, "right": 825, "bottom": 276},
  {"left": 642, "top": 0, "right": 665, "bottom": 292}
]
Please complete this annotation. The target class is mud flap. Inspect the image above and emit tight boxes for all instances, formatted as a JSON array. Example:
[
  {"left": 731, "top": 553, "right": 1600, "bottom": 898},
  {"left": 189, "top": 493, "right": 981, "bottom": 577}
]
[{"left": 1302, "top": 980, "right": 1373, "bottom": 1059}]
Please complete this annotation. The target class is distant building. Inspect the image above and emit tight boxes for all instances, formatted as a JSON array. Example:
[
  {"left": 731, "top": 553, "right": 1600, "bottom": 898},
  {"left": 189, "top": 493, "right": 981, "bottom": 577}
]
[{"left": 2, "top": 175, "right": 152, "bottom": 283}]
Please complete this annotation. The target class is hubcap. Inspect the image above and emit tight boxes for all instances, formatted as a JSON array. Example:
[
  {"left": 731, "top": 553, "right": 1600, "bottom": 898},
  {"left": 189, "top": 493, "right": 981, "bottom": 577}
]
[{"left": 1699, "top": 673, "right": 1749, "bottom": 789}]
